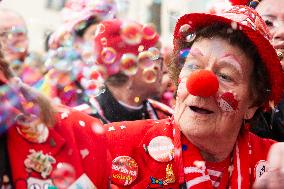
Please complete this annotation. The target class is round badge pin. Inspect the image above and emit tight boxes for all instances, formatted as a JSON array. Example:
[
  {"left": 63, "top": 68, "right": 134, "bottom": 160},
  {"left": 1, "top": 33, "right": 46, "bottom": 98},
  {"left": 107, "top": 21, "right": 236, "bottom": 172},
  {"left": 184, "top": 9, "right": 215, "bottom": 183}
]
[
  {"left": 51, "top": 163, "right": 76, "bottom": 188},
  {"left": 111, "top": 156, "right": 138, "bottom": 186},
  {"left": 148, "top": 136, "right": 174, "bottom": 162},
  {"left": 254, "top": 160, "right": 267, "bottom": 179}
]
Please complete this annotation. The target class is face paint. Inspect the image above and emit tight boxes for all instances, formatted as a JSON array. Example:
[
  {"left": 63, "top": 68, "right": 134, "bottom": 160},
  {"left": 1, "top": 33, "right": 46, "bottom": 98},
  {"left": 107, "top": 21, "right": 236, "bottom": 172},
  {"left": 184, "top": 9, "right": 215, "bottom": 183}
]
[
  {"left": 217, "top": 92, "right": 239, "bottom": 112},
  {"left": 220, "top": 54, "right": 243, "bottom": 75}
]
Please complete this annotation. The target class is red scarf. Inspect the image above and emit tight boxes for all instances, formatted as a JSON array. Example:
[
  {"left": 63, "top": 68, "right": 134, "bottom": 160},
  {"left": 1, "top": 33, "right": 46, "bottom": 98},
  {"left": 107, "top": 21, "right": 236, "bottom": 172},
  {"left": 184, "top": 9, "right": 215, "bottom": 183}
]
[{"left": 182, "top": 128, "right": 252, "bottom": 189}]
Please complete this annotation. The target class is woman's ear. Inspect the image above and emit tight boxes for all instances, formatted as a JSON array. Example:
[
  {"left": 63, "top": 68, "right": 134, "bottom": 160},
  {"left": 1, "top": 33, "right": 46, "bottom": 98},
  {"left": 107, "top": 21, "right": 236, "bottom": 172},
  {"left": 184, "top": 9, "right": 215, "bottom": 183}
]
[
  {"left": 245, "top": 106, "right": 258, "bottom": 120},
  {"left": 125, "top": 75, "right": 135, "bottom": 90}
]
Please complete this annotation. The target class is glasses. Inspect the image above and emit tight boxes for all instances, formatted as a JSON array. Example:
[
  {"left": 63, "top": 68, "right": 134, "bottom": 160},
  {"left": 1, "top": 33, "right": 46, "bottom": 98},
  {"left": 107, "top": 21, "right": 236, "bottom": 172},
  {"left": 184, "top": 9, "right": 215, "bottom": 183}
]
[
  {"left": 0, "top": 26, "right": 27, "bottom": 41},
  {"left": 152, "top": 57, "right": 164, "bottom": 70}
]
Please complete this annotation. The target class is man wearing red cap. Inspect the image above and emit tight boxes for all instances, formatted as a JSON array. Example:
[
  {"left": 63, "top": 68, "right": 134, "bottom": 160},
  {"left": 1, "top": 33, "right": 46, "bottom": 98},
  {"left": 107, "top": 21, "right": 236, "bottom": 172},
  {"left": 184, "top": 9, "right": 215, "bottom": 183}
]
[{"left": 88, "top": 19, "right": 173, "bottom": 123}]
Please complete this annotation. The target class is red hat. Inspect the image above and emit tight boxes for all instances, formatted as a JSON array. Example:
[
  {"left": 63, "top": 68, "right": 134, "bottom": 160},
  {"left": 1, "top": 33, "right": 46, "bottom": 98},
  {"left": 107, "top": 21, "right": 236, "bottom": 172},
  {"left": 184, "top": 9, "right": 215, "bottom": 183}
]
[
  {"left": 229, "top": 0, "right": 249, "bottom": 5},
  {"left": 94, "top": 19, "right": 160, "bottom": 77},
  {"left": 173, "top": 5, "right": 284, "bottom": 108}
]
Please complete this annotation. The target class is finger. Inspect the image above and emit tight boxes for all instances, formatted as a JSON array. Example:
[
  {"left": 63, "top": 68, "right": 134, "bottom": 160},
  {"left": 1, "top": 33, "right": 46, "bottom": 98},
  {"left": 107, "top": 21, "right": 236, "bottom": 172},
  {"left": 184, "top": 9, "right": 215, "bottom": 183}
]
[
  {"left": 267, "top": 143, "right": 284, "bottom": 170},
  {"left": 266, "top": 169, "right": 284, "bottom": 189},
  {"left": 253, "top": 171, "right": 269, "bottom": 189}
]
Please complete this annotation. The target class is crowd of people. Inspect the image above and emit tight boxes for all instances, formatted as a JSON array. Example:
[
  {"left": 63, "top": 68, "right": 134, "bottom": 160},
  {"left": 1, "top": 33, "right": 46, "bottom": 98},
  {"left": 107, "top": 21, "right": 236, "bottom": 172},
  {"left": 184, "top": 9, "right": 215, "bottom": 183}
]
[{"left": 1, "top": 0, "right": 284, "bottom": 188}]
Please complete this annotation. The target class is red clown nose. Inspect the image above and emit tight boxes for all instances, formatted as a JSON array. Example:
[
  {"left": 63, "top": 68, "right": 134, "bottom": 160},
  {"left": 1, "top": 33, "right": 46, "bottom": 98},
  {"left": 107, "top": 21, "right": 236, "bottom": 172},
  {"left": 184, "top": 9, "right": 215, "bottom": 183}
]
[{"left": 186, "top": 70, "right": 219, "bottom": 97}]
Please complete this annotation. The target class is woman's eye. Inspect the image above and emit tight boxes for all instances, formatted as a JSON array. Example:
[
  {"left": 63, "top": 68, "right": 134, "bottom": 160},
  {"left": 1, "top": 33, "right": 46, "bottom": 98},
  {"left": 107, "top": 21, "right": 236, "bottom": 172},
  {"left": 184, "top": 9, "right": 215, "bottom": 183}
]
[
  {"left": 265, "top": 20, "right": 274, "bottom": 27},
  {"left": 187, "top": 64, "right": 200, "bottom": 70},
  {"left": 217, "top": 73, "right": 233, "bottom": 82}
]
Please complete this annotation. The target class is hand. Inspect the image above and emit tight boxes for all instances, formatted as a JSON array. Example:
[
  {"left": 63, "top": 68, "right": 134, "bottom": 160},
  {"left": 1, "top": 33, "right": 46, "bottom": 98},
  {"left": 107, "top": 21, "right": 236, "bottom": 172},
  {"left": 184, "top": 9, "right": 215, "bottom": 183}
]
[{"left": 253, "top": 142, "right": 284, "bottom": 189}]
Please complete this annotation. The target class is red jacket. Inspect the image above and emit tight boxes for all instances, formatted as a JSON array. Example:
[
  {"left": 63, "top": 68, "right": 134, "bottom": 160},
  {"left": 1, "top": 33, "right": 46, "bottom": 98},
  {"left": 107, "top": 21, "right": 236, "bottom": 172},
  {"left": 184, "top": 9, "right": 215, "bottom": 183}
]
[
  {"left": 8, "top": 108, "right": 110, "bottom": 189},
  {"left": 106, "top": 118, "right": 275, "bottom": 189}
]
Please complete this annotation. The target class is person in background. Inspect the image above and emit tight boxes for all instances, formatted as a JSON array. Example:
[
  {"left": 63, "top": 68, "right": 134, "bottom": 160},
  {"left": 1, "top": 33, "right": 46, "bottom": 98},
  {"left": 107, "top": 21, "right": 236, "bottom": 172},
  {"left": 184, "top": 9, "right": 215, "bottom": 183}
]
[
  {"left": 242, "top": 0, "right": 284, "bottom": 142},
  {"left": 160, "top": 47, "right": 176, "bottom": 107},
  {"left": 256, "top": 0, "right": 284, "bottom": 70},
  {"left": 89, "top": 19, "right": 173, "bottom": 123},
  {"left": 0, "top": 8, "right": 46, "bottom": 86},
  {"left": 0, "top": 52, "right": 110, "bottom": 188},
  {"left": 41, "top": 0, "right": 117, "bottom": 107},
  {"left": 105, "top": 5, "right": 284, "bottom": 189}
]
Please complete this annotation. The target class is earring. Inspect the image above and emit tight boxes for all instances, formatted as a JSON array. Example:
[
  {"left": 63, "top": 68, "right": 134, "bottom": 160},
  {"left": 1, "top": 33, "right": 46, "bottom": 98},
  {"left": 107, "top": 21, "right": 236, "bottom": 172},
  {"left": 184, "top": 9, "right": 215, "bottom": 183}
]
[{"left": 277, "top": 50, "right": 283, "bottom": 61}]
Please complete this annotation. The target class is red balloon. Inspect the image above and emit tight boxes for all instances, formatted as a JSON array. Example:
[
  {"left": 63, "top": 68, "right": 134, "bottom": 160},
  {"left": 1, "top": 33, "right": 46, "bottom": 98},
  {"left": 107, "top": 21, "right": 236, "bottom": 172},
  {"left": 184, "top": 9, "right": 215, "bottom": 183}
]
[{"left": 186, "top": 70, "right": 219, "bottom": 97}]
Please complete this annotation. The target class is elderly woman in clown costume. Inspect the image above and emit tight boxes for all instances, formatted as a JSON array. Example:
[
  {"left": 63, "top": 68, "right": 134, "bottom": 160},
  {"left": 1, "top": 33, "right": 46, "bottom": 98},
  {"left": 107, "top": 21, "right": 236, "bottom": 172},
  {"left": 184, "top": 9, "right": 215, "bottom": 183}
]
[{"left": 106, "top": 5, "right": 284, "bottom": 189}]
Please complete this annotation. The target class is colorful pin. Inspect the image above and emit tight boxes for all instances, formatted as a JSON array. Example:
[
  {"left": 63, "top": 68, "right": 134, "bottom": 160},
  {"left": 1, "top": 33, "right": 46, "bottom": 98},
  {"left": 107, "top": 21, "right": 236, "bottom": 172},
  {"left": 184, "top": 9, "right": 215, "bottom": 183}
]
[
  {"left": 51, "top": 163, "right": 76, "bottom": 189},
  {"left": 24, "top": 149, "right": 56, "bottom": 178},
  {"left": 148, "top": 176, "right": 163, "bottom": 188},
  {"left": 254, "top": 160, "right": 267, "bottom": 179},
  {"left": 111, "top": 156, "right": 138, "bottom": 186},
  {"left": 163, "top": 164, "right": 175, "bottom": 185},
  {"left": 147, "top": 136, "right": 174, "bottom": 162},
  {"left": 148, "top": 164, "right": 175, "bottom": 188}
]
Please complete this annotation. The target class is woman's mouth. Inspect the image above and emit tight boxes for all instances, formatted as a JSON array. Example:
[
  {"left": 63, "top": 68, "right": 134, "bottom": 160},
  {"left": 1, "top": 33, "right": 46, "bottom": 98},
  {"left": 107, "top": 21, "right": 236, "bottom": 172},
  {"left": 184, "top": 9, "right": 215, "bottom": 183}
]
[{"left": 189, "top": 106, "right": 214, "bottom": 114}]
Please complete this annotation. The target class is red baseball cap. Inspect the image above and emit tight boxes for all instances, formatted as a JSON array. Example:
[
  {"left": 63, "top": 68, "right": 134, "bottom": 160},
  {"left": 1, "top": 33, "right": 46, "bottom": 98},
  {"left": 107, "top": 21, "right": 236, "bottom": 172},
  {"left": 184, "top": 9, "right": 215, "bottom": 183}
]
[{"left": 174, "top": 5, "right": 284, "bottom": 108}]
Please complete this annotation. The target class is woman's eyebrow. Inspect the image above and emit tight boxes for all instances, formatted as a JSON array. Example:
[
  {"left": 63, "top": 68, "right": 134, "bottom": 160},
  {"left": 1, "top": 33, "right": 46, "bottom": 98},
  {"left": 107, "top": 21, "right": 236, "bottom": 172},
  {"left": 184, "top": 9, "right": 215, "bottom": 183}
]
[
  {"left": 185, "top": 48, "right": 205, "bottom": 64},
  {"left": 218, "top": 55, "right": 243, "bottom": 74},
  {"left": 189, "top": 48, "right": 204, "bottom": 57},
  {"left": 261, "top": 14, "right": 277, "bottom": 19}
]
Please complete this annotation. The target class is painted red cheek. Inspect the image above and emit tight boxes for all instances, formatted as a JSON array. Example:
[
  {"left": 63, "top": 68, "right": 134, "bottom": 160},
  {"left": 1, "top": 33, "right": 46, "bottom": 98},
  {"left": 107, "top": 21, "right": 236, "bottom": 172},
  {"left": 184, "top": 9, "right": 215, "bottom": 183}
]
[
  {"left": 218, "top": 92, "right": 239, "bottom": 112},
  {"left": 186, "top": 70, "right": 219, "bottom": 97}
]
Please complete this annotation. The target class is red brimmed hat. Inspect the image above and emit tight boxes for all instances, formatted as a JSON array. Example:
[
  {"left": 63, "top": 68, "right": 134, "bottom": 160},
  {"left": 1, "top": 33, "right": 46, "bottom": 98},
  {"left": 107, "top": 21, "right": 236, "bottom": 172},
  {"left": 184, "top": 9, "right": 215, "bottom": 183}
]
[
  {"left": 173, "top": 5, "right": 284, "bottom": 108},
  {"left": 229, "top": 0, "right": 249, "bottom": 5},
  {"left": 94, "top": 19, "right": 159, "bottom": 77}
]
